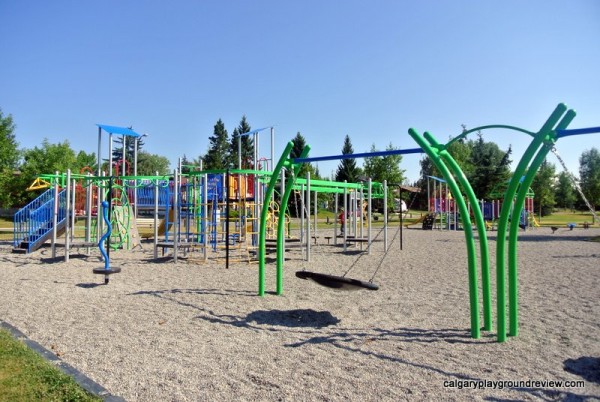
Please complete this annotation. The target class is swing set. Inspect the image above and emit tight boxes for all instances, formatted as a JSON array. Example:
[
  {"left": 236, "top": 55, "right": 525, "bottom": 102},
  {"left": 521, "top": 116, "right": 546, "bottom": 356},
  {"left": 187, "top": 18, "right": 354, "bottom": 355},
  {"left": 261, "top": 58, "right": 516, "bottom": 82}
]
[{"left": 259, "top": 103, "right": 600, "bottom": 343}]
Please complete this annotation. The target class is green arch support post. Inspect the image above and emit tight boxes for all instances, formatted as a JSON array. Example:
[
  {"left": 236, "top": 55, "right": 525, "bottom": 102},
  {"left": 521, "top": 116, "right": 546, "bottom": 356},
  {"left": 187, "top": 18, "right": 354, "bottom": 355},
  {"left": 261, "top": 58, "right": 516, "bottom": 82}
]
[
  {"left": 409, "top": 128, "right": 481, "bottom": 339},
  {"left": 423, "top": 133, "right": 492, "bottom": 332},
  {"left": 258, "top": 141, "right": 295, "bottom": 296},
  {"left": 275, "top": 145, "right": 311, "bottom": 295},
  {"left": 495, "top": 103, "right": 571, "bottom": 342},
  {"left": 504, "top": 108, "right": 575, "bottom": 339}
]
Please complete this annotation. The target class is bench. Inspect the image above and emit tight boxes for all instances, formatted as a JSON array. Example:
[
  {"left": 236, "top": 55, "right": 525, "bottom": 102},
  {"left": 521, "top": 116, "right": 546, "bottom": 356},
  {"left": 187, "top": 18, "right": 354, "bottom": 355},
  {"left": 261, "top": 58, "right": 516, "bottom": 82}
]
[{"left": 345, "top": 238, "right": 369, "bottom": 243}]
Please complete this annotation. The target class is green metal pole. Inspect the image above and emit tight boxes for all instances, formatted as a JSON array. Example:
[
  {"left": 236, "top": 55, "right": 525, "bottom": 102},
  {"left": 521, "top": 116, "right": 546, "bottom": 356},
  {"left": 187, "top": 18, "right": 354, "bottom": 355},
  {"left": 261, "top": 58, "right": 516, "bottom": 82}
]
[
  {"left": 507, "top": 109, "right": 575, "bottom": 337},
  {"left": 258, "top": 141, "right": 295, "bottom": 296},
  {"left": 425, "top": 133, "right": 492, "bottom": 332},
  {"left": 495, "top": 103, "right": 567, "bottom": 342},
  {"left": 276, "top": 145, "right": 311, "bottom": 294},
  {"left": 409, "top": 129, "right": 480, "bottom": 339}
]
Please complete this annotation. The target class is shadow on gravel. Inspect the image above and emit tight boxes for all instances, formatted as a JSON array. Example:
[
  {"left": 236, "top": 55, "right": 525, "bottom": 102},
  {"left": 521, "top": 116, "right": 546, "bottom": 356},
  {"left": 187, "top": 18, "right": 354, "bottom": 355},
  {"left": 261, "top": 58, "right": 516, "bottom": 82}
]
[
  {"left": 564, "top": 356, "right": 600, "bottom": 384},
  {"left": 246, "top": 309, "right": 340, "bottom": 328}
]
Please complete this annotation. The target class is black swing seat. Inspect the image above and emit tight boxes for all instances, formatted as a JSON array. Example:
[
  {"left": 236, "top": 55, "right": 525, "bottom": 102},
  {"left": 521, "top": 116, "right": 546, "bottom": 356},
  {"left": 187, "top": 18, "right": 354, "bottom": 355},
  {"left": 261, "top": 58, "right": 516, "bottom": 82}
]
[{"left": 295, "top": 271, "right": 379, "bottom": 291}]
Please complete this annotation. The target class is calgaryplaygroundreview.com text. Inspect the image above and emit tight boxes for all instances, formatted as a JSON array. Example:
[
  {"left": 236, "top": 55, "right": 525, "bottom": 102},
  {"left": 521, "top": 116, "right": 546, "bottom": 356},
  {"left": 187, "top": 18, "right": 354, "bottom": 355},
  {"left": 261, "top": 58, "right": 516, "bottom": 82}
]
[{"left": 443, "top": 379, "right": 585, "bottom": 390}]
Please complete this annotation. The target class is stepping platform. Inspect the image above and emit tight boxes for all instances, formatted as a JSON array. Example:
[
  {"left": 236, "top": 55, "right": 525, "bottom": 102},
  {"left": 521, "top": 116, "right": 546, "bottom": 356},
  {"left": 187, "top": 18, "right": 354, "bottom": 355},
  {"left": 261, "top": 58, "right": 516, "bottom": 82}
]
[{"left": 155, "top": 241, "right": 197, "bottom": 256}]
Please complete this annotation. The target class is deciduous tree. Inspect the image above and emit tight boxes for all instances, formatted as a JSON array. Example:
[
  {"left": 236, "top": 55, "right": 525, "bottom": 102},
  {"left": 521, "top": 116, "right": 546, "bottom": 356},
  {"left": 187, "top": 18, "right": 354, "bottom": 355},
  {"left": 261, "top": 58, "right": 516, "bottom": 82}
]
[{"left": 579, "top": 147, "right": 600, "bottom": 219}]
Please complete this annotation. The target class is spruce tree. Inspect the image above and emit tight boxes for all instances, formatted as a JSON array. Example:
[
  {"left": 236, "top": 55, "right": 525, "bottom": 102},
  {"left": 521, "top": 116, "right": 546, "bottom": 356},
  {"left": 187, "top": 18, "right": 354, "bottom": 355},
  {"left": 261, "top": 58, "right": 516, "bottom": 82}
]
[
  {"left": 229, "top": 116, "right": 254, "bottom": 169},
  {"left": 334, "top": 135, "right": 360, "bottom": 183},
  {"left": 204, "top": 119, "right": 230, "bottom": 170}
]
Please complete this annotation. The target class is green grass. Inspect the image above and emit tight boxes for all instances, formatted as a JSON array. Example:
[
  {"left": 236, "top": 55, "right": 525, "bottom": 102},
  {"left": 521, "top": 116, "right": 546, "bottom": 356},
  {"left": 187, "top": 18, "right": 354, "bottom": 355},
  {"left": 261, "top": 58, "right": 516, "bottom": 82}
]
[
  {"left": 0, "top": 328, "right": 101, "bottom": 402},
  {"left": 532, "top": 209, "right": 597, "bottom": 227}
]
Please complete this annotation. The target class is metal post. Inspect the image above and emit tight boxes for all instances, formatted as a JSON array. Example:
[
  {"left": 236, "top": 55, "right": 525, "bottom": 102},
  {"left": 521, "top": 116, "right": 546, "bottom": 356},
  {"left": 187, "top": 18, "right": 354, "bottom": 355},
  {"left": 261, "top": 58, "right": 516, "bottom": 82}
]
[
  {"left": 367, "top": 178, "right": 372, "bottom": 255},
  {"left": 134, "top": 136, "right": 138, "bottom": 219},
  {"left": 270, "top": 127, "right": 275, "bottom": 172},
  {"left": 51, "top": 172, "right": 59, "bottom": 258},
  {"left": 108, "top": 134, "right": 113, "bottom": 176},
  {"left": 399, "top": 185, "right": 403, "bottom": 250},
  {"left": 359, "top": 185, "right": 364, "bottom": 246},
  {"left": 65, "top": 169, "right": 71, "bottom": 262},
  {"left": 306, "top": 171, "right": 311, "bottom": 262},
  {"left": 238, "top": 135, "right": 242, "bottom": 169},
  {"left": 383, "top": 180, "right": 388, "bottom": 252},
  {"left": 97, "top": 172, "right": 104, "bottom": 242},
  {"left": 122, "top": 135, "right": 126, "bottom": 176},
  {"left": 203, "top": 174, "right": 208, "bottom": 261},
  {"left": 85, "top": 173, "right": 92, "bottom": 253},
  {"left": 334, "top": 192, "right": 338, "bottom": 245},
  {"left": 225, "top": 169, "right": 230, "bottom": 269},
  {"left": 281, "top": 168, "right": 286, "bottom": 254},
  {"left": 70, "top": 177, "right": 76, "bottom": 241},
  {"left": 353, "top": 190, "right": 357, "bottom": 238},
  {"left": 97, "top": 127, "right": 102, "bottom": 176},
  {"left": 300, "top": 184, "right": 305, "bottom": 244},
  {"left": 153, "top": 172, "right": 159, "bottom": 259},
  {"left": 173, "top": 168, "right": 179, "bottom": 262},
  {"left": 343, "top": 182, "right": 348, "bottom": 252},
  {"left": 313, "top": 190, "right": 317, "bottom": 243}
]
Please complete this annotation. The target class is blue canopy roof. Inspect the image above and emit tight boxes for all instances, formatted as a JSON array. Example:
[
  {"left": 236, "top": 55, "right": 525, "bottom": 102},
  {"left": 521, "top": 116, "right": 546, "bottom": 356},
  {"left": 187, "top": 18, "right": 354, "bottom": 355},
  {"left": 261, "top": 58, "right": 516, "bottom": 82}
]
[
  {"left": 426, "top": 175, "right": 446, "bottom": 183},
  {"left": 97, "top": 124, "right": 141, "bottom": 137},
  {"left": 238, "top": 127, "right": 271, "bottom": 137}
]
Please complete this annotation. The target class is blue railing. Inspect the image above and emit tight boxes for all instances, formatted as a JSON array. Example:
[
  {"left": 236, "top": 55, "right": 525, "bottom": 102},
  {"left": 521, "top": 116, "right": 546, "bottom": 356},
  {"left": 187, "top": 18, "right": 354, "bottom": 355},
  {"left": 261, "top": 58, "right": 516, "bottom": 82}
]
[{"left": 13, "top": 188, "right": 67, "bottom": 253}]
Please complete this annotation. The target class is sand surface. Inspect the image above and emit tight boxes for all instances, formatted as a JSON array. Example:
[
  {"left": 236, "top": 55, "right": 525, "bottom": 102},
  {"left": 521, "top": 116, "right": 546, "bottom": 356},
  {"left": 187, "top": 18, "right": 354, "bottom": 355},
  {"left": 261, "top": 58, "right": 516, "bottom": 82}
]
[{"left": 1, "top": 226, "right": 599, "bottom": 401}]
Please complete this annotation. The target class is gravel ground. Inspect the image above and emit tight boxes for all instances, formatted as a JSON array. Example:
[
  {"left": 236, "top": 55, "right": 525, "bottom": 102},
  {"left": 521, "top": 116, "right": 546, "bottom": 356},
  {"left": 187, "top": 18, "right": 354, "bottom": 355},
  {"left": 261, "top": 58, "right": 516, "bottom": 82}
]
[{"left": 1, "top": 226, "right": 599, "bottom": 401}]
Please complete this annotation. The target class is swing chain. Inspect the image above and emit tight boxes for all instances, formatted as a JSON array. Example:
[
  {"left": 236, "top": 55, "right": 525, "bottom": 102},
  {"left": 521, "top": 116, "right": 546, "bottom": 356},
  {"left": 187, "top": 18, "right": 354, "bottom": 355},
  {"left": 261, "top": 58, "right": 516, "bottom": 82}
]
[{"left": 551, "top": 147, "right": 598, "bottom": 223}]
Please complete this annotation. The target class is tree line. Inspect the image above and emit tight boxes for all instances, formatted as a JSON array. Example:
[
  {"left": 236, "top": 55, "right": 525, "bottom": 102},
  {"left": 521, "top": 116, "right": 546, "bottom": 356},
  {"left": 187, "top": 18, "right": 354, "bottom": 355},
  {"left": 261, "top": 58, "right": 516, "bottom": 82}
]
[{"left": 1, "top": 107, "right": 599, "bottom": 217}]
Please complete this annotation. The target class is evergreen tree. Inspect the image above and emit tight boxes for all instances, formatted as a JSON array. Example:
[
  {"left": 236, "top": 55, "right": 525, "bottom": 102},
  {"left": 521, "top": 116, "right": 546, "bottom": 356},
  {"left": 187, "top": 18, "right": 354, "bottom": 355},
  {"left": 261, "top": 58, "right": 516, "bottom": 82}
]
[
  {"left": 229, "top": 116, "right": 254, "bottom": 169},
  {"left": 290, "top": 132, "right": 315, "bottom": 179},
  {"left": 334, "top": 135, "right": 361, "bottom": 183},
  {"left": 204, "top": 119, "right": 230, "bottom": 170},
  {"left": 180, "top": 154, "right": 192, "bottom": 174},
  {"left": 469, "top": 132, "right": 512, "bottom": 199},
  {"left": 111, "top": 133, "right": 145, "bottom": 170}
]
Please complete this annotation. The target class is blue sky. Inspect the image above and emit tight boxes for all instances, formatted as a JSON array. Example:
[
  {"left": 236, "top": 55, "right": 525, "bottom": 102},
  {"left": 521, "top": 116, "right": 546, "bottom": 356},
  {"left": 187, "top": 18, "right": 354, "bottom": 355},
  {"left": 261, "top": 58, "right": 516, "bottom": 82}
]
[{"left": 1, "top": 1, "right": 599, "bottom": 183}]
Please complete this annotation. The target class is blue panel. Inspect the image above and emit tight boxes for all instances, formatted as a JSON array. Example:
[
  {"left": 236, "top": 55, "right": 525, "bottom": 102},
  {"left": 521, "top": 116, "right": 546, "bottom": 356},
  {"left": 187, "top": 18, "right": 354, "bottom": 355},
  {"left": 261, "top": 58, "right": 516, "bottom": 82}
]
[
  {"left": 426, "top": 175, "right": 446, "bottom": 183},
  {"left": 238, "top": 127, "right": 271, "bottom": 137},
  {"left": 97, "top": 124, "right": 142, "bottom": 137}
]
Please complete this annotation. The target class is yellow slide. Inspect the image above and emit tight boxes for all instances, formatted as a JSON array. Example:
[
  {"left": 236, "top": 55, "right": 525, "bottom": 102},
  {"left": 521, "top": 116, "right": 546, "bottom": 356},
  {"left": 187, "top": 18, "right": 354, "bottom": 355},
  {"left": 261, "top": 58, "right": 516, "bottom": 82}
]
[
  {"left": 405, "top": 214, "right": 426, "bottom": 228},
  {"left": 157, "top": 208, "right": 175, "bottom": 236}
]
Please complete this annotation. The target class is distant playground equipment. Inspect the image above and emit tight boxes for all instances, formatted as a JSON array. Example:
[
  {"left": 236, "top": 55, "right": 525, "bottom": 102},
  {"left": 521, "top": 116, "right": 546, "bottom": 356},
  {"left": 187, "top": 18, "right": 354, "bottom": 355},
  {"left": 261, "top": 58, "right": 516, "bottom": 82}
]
[
  {"left": 14, "top": 124, "right": 390, "bottom": 271},
  {"left": 93, "top": 200, "right": 121, "bottom": 284},
  {"left": 418, "top": 175, "right": 536, "bottom": 231}
]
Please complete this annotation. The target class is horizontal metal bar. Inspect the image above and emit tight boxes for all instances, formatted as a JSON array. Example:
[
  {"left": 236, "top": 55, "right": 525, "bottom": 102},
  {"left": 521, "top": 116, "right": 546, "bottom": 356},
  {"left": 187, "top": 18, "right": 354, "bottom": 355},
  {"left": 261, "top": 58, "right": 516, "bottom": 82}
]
[{"left": 294, "top": 148, "right": 423, "bottom": 163}]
